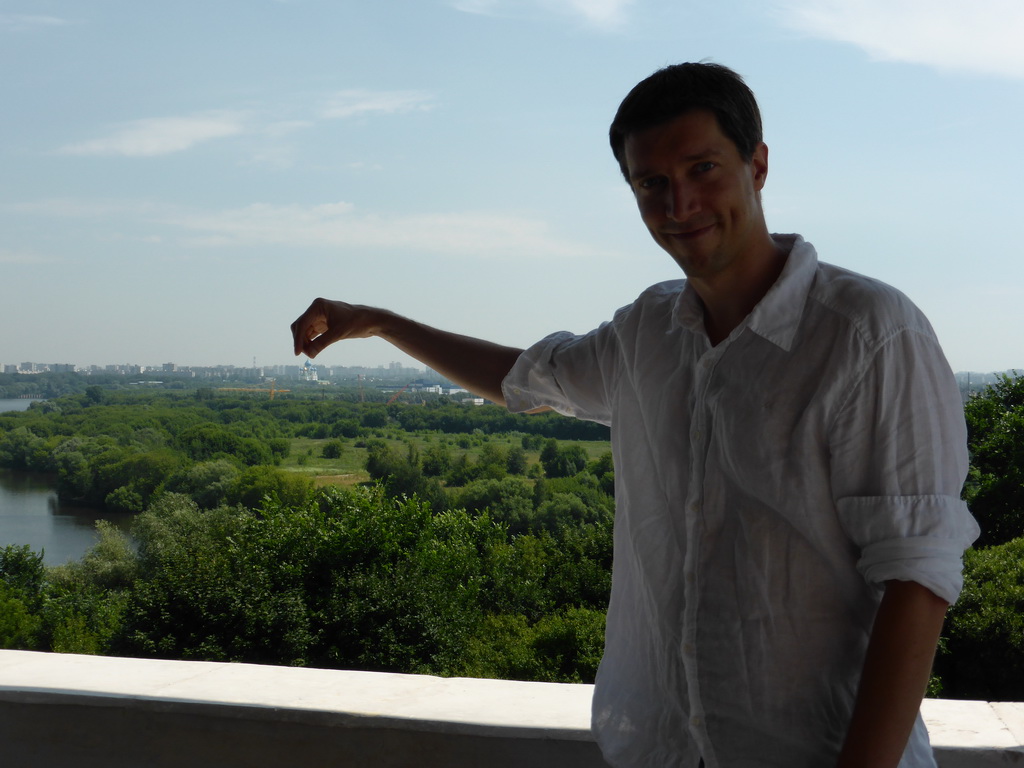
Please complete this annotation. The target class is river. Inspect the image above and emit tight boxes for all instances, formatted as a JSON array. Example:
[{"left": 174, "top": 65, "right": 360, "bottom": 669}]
[{"left": 0, "top": 398, "right": 134, "bottom": 565}]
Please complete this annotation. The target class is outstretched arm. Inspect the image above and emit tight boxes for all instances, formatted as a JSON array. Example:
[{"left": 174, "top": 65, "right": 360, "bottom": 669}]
[
  {"left": 836, "top": 579, "right": 949, "bottom": 768},
  {"left": 291, "top": 298, "right": 523, "bottom": 406}
]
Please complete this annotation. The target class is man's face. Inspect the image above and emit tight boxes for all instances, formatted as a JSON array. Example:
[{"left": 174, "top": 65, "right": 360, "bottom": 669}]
[{"left": 623, "top": 109, "right": 769, "bottom": 282}]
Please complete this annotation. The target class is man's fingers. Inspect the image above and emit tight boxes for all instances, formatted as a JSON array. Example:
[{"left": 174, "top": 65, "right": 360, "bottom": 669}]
[
  {"left": 293, "top": 320, "right": 321, "bottom": 357},
  {"left": 291, "top": 299, "right": 358, "bottom": 357}
]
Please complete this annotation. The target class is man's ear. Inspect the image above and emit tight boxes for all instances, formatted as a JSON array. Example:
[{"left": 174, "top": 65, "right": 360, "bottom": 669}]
[{"left": 750, "top": 142, "right": 769, "bottom": 191}]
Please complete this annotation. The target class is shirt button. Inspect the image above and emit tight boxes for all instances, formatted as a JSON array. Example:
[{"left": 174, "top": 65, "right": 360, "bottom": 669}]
[
  {"left": 683, "top": 643, "right": 696, "bottom": 656},
  {"left": 689, "top": 503, "right": 700, "bottom": 514},
  {"left": 691, "top": 715, "right": 703, "bottom": 728},
  {"left": 692, "top": 430, "right": 701, "bottom": 441},
  {"left": 684, "top": 572, "right": 695, "bottom": 584}
]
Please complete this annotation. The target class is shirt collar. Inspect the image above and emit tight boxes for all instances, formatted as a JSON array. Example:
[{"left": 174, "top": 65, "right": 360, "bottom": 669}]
[{"left": 673, "top": 234, "right": 818, "bottom": 352}]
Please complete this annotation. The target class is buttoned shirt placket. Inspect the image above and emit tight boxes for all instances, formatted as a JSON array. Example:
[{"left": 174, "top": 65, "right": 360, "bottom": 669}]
[{"left": 681, "top": 337, "right": 722, "bottom": 765}]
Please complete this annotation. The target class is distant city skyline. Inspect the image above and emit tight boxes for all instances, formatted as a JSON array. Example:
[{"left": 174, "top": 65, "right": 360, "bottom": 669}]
[
  {"left": 4, "top": 358, "right": 1021, "bottom": 380},
  {"left": 3, "top": 1, "right": 1023, "bottom": 373},
  {"left": 1, "top": 358, "right": 439, "bottom": 377}
]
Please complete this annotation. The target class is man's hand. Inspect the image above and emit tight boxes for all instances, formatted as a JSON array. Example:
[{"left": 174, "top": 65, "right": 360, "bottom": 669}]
[
  {"left": 291, "top": 298, "right": 379, "bottom": 359},
  {"left": 289, "top": 298, "right": 524, "bottom": 405}
]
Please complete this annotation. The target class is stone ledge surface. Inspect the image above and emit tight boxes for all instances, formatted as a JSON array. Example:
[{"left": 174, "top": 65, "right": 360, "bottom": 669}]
[
  {"left": 0, "top": 650, "right": 592, "bottom": 740},
  {"left": 922, "top": 698, "right": 1024, "bottom": 765},
  {"left": 3, "top": 650, "right": 1024, "bottom": 767}
]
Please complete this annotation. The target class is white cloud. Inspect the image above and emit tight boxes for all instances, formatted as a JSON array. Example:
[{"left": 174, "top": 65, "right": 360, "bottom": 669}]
[
  {"left": 449, "top": 0, "right": 501, "bottom": 14},
  {"left": 173, "top": 201, "right": 598, "bottom": 259},
  {"left": 9, "top": 198, "right": 163, "bottom": 217},
  {"left": 262, "top": 120, "right": 314, "bottom": 137},
  {"left": 776, "top": 0, "right": 1024, "bottom": 79},
  {"left": 12, "top": 196, "right": 597, "bottom": 259},
  {"left": 320, "top": 90, "right": 434, "bottom": 120},
  {"left": 58, "top": 113, "right": 247, "bottom": 157},
  {"left": 0, "top": 248, "right": 57, "bottom": 264},
  {"left": 541, "top": 0, "right": 634, "bottom": 29},
  {"left": 0, "top": 14, "right": 69, "bottom": 31},
  {"left": 54, "top": 88, "right": 435, "bottom": 160},
  {"left": 450, "top": 0, "right": 634, "bottom": 29}
]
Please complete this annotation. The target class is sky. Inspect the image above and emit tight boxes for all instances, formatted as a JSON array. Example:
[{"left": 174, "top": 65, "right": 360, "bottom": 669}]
[{"left": 2, "top": 0, "right": 1023, "bottom": 373}]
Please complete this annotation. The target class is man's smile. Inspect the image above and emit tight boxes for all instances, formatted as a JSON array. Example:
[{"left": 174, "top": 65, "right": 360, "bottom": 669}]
[{"left": 665, "top": 222, "right": 716, "bottom": 240}]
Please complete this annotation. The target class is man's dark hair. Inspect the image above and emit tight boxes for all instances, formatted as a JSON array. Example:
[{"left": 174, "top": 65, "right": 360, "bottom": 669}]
[{"left": 609, "top": 62, "right": 763, "bottom": 182}]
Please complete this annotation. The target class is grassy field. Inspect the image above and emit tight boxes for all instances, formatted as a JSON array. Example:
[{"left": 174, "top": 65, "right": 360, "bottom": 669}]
[{"left": 280, "top": 433, "right": 612, "bottom": 487}]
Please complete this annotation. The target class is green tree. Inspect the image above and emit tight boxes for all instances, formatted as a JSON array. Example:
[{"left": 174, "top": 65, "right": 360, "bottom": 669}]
[
  {"left": 321, "top": 439, "right": 344, "bottom": 459},
  {"left": 460, "top": 607, "right": 605, "bottom": 683},
  {"left": 268, "top": 438, "right": 291, "bottom": 460},
  {"left": 121, "top": 495, "right": 266, "bottom": 662},
  {"left": 421, "top": 442, "right": 453, "bottom": 477},
  {"left": 505, "top": 445, "right": 528, "bottom": 475},
  {"left": 0, "top": 427, "right": 47, "bottom": 470},
  {"left": 588, "top": 451, "right": 615, "bottom": 495},
  {"left": 964, "top": 374, "right": 1024, "bottom": 547},
  {"left": 937, "top": 537, "right": 1024, "bottom": 700},
  {"left": 540, "top": 440, "right": 588, "bottom": 479},
  {"left": 365, "top": 441, "right": 447, "bottom": 510},
  {"left": 360, "top": 406, "right": 389, "bottom": 428},
  {"left": 228, "top": 465, "right": 312, "bottom": 510},
  {"left": 164, "top": 459, "right": 241, "bottom": 509},
  {"left": 0, "top": 544, "right": 45, "bottom": 609},
  {"left": 40, "top": 523, "right": 136, "bottom": 654},
  {"left": 455, "top": 478, "right": 535, "bottom": 534},
  {"left": 474, "top": 442, "right": 508, "bottom": 480},
  {"left": 0, "top": 584, "right": 39, "bottom": 649}
]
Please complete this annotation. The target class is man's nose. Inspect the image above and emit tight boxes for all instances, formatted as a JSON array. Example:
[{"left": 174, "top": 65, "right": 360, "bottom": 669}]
[{"left": 667, "top": 179, "right": 697, "bottom": 222}]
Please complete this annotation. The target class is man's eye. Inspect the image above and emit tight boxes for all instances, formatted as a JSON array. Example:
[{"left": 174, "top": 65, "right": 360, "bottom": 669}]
[
  {"left": 639, "top": 177, "right": 665, "bottom": 190},
  {"left": 695, "top": 162, "right": 716, "bottom": 173}
]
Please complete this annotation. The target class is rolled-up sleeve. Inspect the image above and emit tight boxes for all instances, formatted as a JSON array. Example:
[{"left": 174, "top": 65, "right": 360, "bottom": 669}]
[
  {"left": 829, "top": 327, "right": 980, "bottom": 603},
  {"left": 835, "top": 495, "right": 979, "bottom": 603},
  {"left": 501, "top": 327, "right": 617, "bottom": 425}
]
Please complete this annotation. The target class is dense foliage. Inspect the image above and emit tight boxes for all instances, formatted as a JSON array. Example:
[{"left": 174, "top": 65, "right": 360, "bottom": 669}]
[
  {"left": 962, "top": 374, "right": 1024, "bottom": 548},
  {"left": 923, "top": 373, "right": 1024, "bottom": 698},
  {"left": 5, "top": 375, "right": 1024, "bottom": 700},
  {"left": 935, "top": 538, "right": 1024, "bottom": 700},
  {"left": 0, "top": 389, "right": 606, "bottom": 514},
  {"left": 0, "top": 372, "right": 112, "bottom": 400},
  {"left": 0, "top": 486, "right": 611, "bottom": 681},
  {"left": 0, "top": 388, "right": 613, "bottom": 683}
]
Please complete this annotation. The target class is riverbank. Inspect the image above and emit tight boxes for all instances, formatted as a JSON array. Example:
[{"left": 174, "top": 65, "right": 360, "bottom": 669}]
[
  {"left": 0, "top": 398, "right": 39, "bottom": 413},
  {"left": 0, "top": 467, "right": 133, "bottom": 565}
]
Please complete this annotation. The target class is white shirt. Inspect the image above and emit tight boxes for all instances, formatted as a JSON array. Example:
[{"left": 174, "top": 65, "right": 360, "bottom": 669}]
[{"left": 502, "top": 236, "right": 979, "bottom": 768}]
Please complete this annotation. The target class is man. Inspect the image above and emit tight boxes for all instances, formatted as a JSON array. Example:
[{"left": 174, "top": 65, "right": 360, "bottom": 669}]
[{"left": 291, "top": 63, "right": 979, "bottom": 767}]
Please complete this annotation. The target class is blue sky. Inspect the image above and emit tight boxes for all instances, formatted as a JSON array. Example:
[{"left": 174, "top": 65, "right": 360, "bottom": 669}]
[{"left": 2, "top": 0, "right": 1023, "bottom": 373}]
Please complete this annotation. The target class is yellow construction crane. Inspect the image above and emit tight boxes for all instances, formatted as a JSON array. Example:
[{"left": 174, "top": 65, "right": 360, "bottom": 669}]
[{"left": 217, "top": 379, "right": 291, "bottom": 399}]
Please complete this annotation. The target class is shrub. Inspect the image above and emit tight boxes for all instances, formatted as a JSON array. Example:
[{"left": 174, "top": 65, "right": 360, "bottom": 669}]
[
  {"left": 937, "top": 538, "right": 1024, "bottom": 700},
  {"left": 321, "top": 440, "right": 344, "bottom": 459},
  {"left": 0, "top": 583, "right": 39, "bottom": 649}
]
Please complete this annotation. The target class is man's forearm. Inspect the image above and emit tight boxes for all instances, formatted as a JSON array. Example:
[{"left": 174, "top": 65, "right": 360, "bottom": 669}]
[
  {"left": 836, "top": 579, "right": 949, "bottom": 768},
  {"left": 369, "top": 309, "right": 523, "bottom": 405}
]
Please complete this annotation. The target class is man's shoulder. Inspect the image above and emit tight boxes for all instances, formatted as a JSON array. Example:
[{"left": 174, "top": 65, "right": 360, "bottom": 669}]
[
  {"left": 634, "top": 279, "right": 688, "bottom": 303},
  {"left": 809, "top": 261, "right": 936, "bottom": 346},
  {"left": 607, "top": 279, "right": 688, "bottom": 324}
]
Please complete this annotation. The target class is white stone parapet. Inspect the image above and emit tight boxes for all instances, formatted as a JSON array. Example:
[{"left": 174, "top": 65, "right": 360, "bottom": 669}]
[{"left": 1, "top": 649, "right": 1022, "bottom": 767}]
